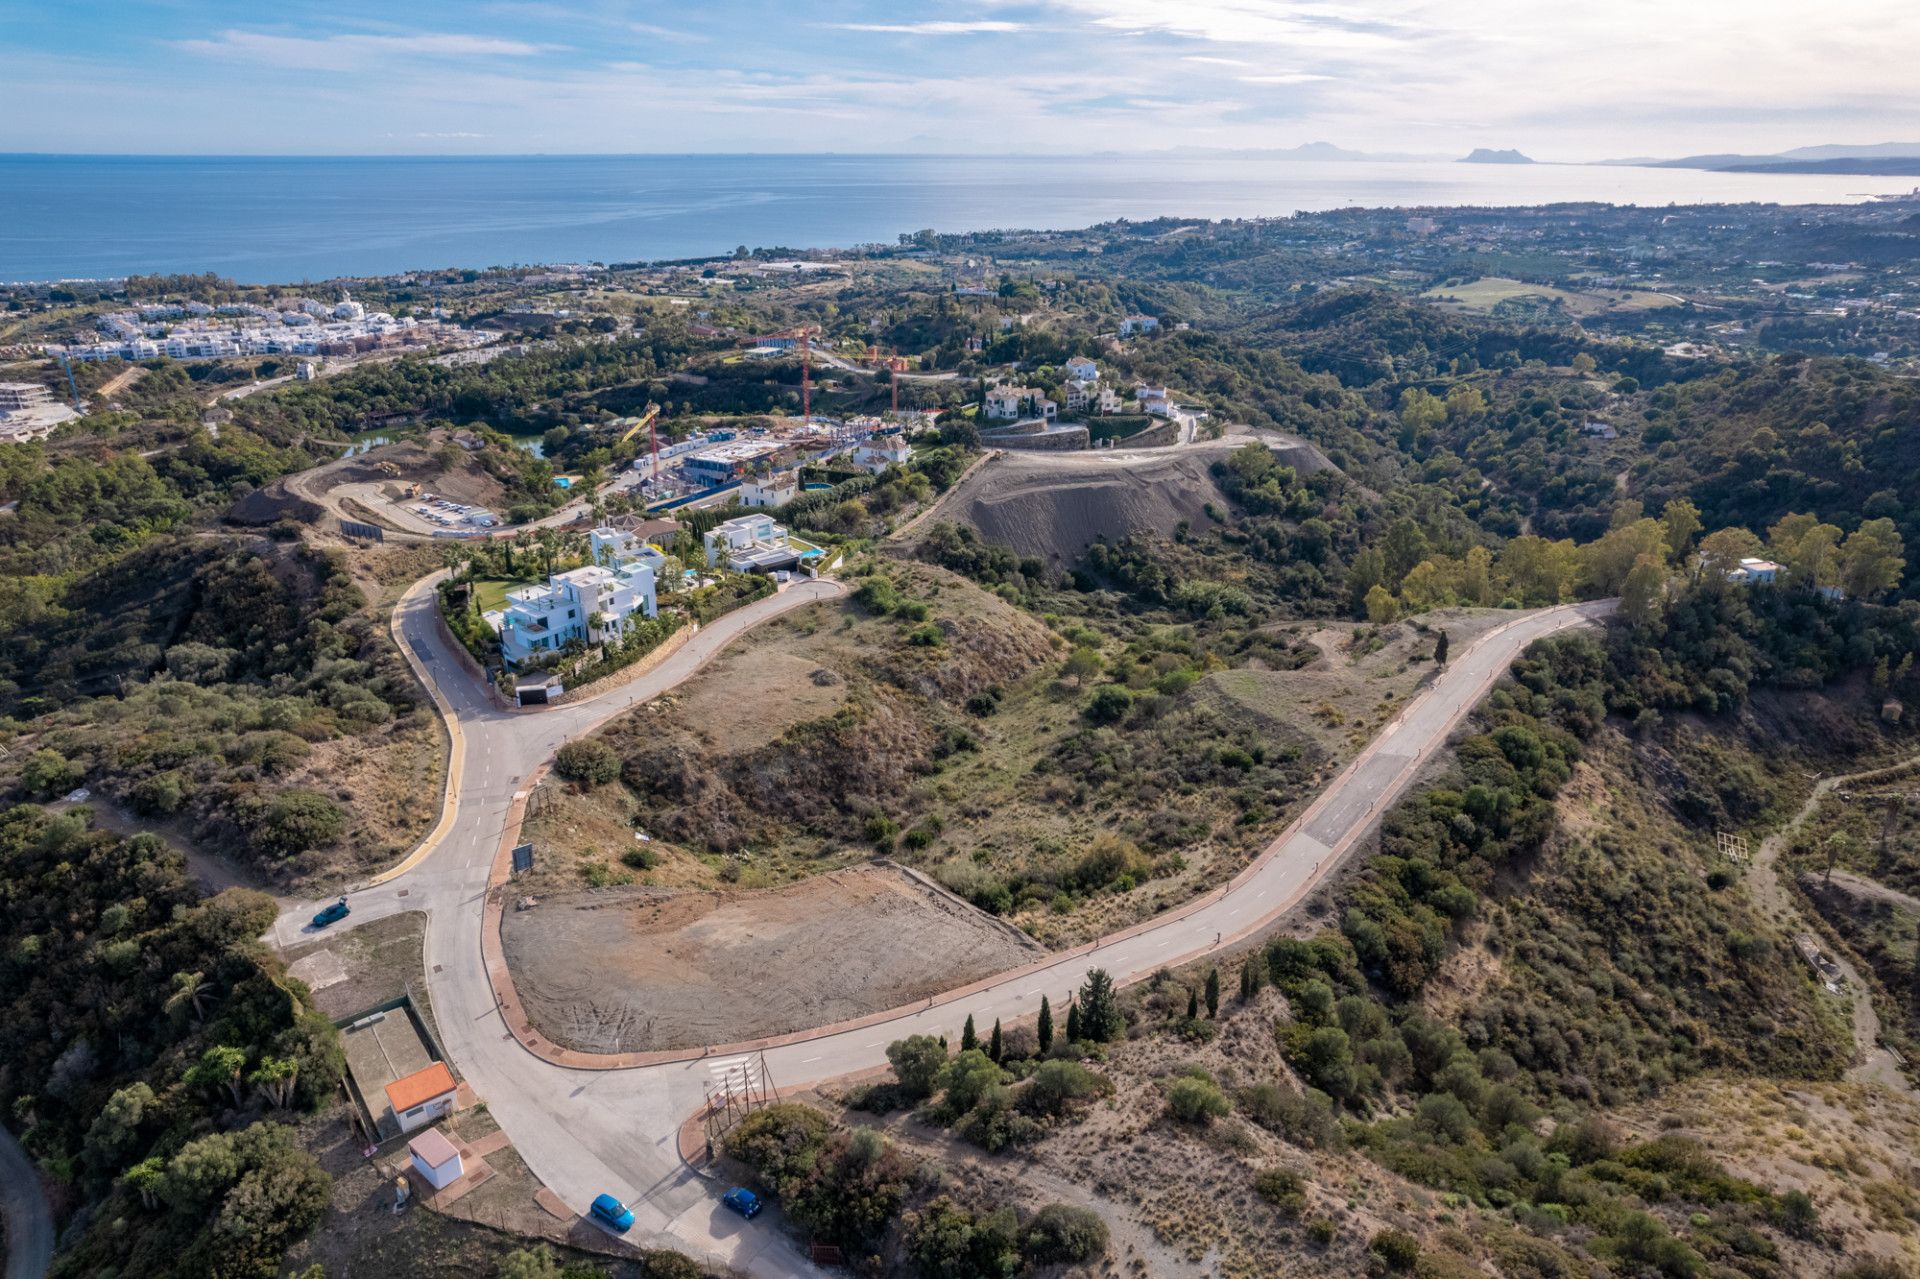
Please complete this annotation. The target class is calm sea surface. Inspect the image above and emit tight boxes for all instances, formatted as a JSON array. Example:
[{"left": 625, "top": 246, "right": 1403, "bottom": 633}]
[{"left": 2, "top": 153, "right": 1913, "bottom": 284}]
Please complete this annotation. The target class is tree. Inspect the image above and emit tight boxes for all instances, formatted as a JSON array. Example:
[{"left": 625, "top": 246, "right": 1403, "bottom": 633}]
[
  {"left": 166, "top": 970, "right": 210, "bottom": 1025},
  {"left": 987, "top": 1019, "right": 1003, "bottom": 1063},
  {"left": 1695, "top": 525, "right": 1764, "bottom": 583},
  {"left": 1239, "top": 961, "right": 1254, "bottom": 1001},
  {"left": 1840, "top": 518, "right": 1906, "bottom": 599},
  {"left": 554, "top": 739, "right": 620, "bottom": 785},
  {"left": 1077, "top": 969, "right": 1123, "bottom": 1042},
  {"left": 1396, "top": 387, "right": 1445, "bottom": 434},
  {"left": 1433, "top": 630, "right": 1449, "bottom": 667},
  {"left": 1036, "top": 996, "right": 1053, "bottom": 1053},
  {"left": 86, "top": 1082, "right": 156, "bottom": 1171},
  {"left": 960, "top": 1014, "right": 978, "bottom": 1053},
  {"left": 1065, "top": 999, "right": 1082, "bottom": 1043},
  {"left": 1061, "top": 645, "right": 1102, "bottom": 685},
  {"left": 249, "top": 1056, "right": 300, "bottom": 1109},
  {"left": 1769, "top": 513, "right": 1843, "bottom": 589},
  {"left": 1571, "top": 352, "right": 1597, "bottom": 374},
  {"left": 1086, "top": 685, "right": 1132, "bottom": 724},
  {"left": 1364, "top": 584, "right": 1399, "bottom": 624},
  {"left": 1204, "top": 968, "right": 1220, "bottom": 1019},
  {"left": 124, "top": 1156, "right": 166, "bottom": 1210},
  {"left": 1661, "top": 498, "right": 1702, "bottom": 562},
  {"left": 1185, "top": 987, "right": 1199, "bottom": 1021},
  {"left": 1620, "top": 553, "right": 1669, "bottom": 624},
  {"left": 1381, "top": 518, "right": 1429, "bottom": 585},
  {"left": 886, "top": 1035, "right": 947, "bottom": 1100},
  {"left": 1024, "top": 1203, "right": 1109, "bottom": 1265},
  {"left": 187, "top": 1044, "right": 249, "bottom": 1106}
]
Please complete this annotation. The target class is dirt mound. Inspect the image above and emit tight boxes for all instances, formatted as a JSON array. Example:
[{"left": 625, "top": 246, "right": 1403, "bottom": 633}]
[
  {"left": 228, "top": 481, "right": 324, "bottom": 526},
  {"left": 501, "top": 864, "right": 1044, "bottom": 1053},
  {"left": 920, "top": 435, "right": 1332, "bottom": 564}
]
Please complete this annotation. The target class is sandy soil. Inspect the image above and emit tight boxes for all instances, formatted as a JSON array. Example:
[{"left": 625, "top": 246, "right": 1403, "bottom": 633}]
[
  {"left": 914, "top": 432, "right": 1331, "bottom": 566},
  {"left": 502, "top": 864, "right": 1045, "bottom": 1053}
]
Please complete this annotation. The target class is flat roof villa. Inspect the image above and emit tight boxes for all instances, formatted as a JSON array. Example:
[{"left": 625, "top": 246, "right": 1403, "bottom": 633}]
[
  {"left": 486, "top": 526, "right": 661, "bottom": 669},
  {"left": 703, "top": 513, "right": 822, "bottom": 573}
]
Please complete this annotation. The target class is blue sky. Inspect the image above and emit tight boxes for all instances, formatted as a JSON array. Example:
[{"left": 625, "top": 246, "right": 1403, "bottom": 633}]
[{"left": 4, "top": 2, "right": 1915, "bottom": 158}]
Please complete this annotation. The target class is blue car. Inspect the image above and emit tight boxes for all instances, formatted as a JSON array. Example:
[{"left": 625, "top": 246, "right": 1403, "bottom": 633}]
[
  {"left": 722, "top": 1187, "right": 762, "bottom": 1219},
  {"left": 590, "top": 1193, "right": 634, "bottom": 1233},
  {"left": 310, "top": 898, "right": 350, "bottom": 928}
]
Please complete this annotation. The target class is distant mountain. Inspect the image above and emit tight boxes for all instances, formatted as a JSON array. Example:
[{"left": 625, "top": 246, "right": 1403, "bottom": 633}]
[
  {"left": 1600, "top": 142, "right": 1920, "bottom": 175},
  {"left": 1460, "top": 148, "right": 1534, "bottom": 165},
  {"left": 1161, "top": 141, "right": 1438, "bottom": 162}
]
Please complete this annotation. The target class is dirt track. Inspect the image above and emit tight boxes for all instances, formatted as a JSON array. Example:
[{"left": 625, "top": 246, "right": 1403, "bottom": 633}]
[
  {"left": 917, "top": 432, "right": 1332, "bottom": 564},
  {"left": 501, "top": 864, "right": 1045, "bottom": 1053}
]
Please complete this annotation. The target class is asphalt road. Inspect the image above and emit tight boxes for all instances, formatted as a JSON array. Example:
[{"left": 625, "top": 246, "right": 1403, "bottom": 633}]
[
  {"left": 272, "top": 586, "right": 1610, "bottom": 1276},
  {"left": 0, "top": 1124, "right": 53, "bottom": 1279}
]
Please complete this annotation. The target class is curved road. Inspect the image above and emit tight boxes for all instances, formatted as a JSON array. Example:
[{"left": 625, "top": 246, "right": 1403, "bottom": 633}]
[
  {"left": 271, "top": 588, "right": 1611, "bottom": 1275},
  {"left": 0, "top": 1123, "right": 53, "bottom": 1279}
]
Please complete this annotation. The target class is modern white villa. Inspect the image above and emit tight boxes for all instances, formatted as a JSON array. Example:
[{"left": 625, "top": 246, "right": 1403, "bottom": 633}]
[
  {"left": 486, "top": 527, "right": 660, "bottom": 669},
  {"left": 704, "top": 513, "right": 816, "bottom": 573}
]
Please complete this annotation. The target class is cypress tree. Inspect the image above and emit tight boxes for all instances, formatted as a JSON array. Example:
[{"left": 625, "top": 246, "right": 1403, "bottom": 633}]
[
  {"left": 1065, "top": 999, "right": 1082, "bottom": 1044},
  {"left": 1185, "top": 987, "right": 1199, "bottom": 1021},
  {"left": 1238, "top": 961, "right": 1254, "bottom": 1001},
  {"left": 1078, "top": 968, "right": 1123, "bottom": 1042},
  {"left": 1435, "top": 629, "right": 1450, "bottom": 667},
  {"left": 1037, "top": 995, "right": 1054, "bottom": 1052},
  {"left": 1205, "top": 967, "right": 1221, "bottom": 1019},
  {"left": 988, "top": 1018, "right": 1003, "bottom": 1063},
  {"left": 961, "top": 1014, "right": 978, "bottom": 1053}
]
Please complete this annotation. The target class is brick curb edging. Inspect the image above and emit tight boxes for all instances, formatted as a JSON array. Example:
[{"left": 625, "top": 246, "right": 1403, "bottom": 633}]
[{"left": 474, "top": 601, "right": 1612, "bottom": 1073}]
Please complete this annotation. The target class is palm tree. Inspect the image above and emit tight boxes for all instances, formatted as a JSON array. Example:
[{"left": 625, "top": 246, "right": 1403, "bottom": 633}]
[
  {"left": 248, "top": 1056, "right": 300, "bottom": 1109},
  {"left": 165, "top": 971, "right": 208, "bottom": 1025}
]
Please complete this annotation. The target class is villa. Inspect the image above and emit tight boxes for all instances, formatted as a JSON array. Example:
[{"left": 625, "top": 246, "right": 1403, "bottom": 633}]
[
  {"left": 851, "top": 433, "right": 911, "bottom": 474},
  {"left": 705, "top": 513, "right": 816, "bottom": 573},
  {"left": 487, "top": 527, "right": 660, "bottom": 669}
]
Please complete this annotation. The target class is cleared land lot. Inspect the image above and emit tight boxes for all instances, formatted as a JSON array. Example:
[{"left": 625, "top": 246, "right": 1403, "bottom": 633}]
[
  {"left": 1421, "top": 275, "right": 1680, "bottom": 316},
  {"left": 502, "top": 864, "right": 1045, "bottom": 1053},
  {"left": 918, "top": 431, "right": 1331, "bottom": 566}
]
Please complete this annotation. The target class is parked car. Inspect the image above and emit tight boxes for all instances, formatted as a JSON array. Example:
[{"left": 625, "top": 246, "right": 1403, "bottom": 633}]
[
  {"left": 721, "top": 1187, "right": 762, "bottom": 1219},
  {"left": 589, "top": 1193, "right": 635, "bottom": 1232},
  {"left": 310, "top": 898, "right": 350, "bottom": 928}
]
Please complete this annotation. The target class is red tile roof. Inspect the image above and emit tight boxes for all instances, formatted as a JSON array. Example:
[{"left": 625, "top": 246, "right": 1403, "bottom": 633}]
[{"left": 385, "top": 1062, "right": 456, "bottom": 1114}]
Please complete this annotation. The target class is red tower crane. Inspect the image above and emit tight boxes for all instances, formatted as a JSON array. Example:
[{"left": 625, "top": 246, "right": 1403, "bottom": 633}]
[{"left": 764, "top": 326, "right": 817, "bottom": 423}]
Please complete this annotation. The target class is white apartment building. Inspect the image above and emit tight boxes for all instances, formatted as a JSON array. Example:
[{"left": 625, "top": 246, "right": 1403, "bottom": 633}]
[
  {"left": 488, "top": 527, "right": 660, "bottom": 669},
  {"left": 1063, "top": 381, "right": 1125, "bottom": 416}
]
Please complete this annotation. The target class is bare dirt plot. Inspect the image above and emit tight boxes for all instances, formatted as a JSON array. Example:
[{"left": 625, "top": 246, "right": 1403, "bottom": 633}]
[
  {"left": 1194, "top": 608, "right": 1515, "bottom": 755},
  {"left": 502, "top": 864, "right": 1045, "bottom": 1053},
  {"left": 915, "top": 432, "right": 1331, "bottom": 566},
  {"left": 283, "top": 911, "right": 437, "bottom": 1030}
]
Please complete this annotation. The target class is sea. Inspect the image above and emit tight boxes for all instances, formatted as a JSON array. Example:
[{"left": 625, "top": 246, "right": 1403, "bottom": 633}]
[{"left": 2, "top": 153, "right": 1915, "bottom": 285}]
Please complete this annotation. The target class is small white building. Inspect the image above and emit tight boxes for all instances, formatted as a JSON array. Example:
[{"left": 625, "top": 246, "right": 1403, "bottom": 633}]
[
  {"left": 1727, "top": 557, "right": 1782, "bottom": 585},
  {"left": 1135, "top": 384, "right": 1174, "bottom": 416},
  {"left": 384, "top": 1062, "right": 458, "bottom": 1135},
  {"left": 851, "top": 434, "right": 911, "bottom": 474},
  {"left": 408, "top": 1127, "right": 464, "bottom": 1191},
  {"left": 1118, "top": 314, "right": 1160, "bottom": 337},
  {"left": 740, "top": 471, "right": 799, "bottom": 508},
  {"left": 1063, "top": 357, "right": 1098, "bottom": 382}
]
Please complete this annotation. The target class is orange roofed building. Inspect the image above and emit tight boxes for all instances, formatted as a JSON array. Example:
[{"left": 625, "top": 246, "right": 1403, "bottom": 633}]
[{"left": 384, "top": 1061, "right": 457, "bottom": 1133}]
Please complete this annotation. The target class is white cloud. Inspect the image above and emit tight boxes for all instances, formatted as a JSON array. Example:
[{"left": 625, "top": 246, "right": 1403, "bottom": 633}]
[
  {"left": 1238, "top": 73, "right": 1334, "bottom": 85},
  {"left": 835, "top": 21, "right": 1025, "bottom": 35},
  {"left": 176, "top": 29, "right": 551, "bottom": 72}
]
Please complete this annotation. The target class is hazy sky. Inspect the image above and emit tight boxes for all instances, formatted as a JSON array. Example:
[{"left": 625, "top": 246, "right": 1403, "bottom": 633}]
[{"left": 4, "top": 1, "right": 1916, "bottom": 158}]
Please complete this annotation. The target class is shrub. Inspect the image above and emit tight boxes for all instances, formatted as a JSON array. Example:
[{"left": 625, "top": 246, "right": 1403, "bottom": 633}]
[
  {"left": 19, "top": 748, "right": 81, "bottom": 798},
  {"left": 1086, "top": 685, "right": 1133, "bottom": 724},
  {"left": 1166, "top": 1075, "right": 1231, "bottom": 1125},
  {"left": 1239, "top": 1081, "right": 1345, "bottom": 1150},
  {"left": 236, "top": 789, "right": 345, "bottom": 858},
  {"left": 1023, "top": 1203, "right": 1109, "bottom": 1264},
  {"left": 1370, "top": 1228, "right": 1421, "bottom": 1272},
  {"left": 620, "top": 846, "right": 658, "bottom": 870},
  {"left": 554, "top": 740, "right": 620, "bottom": 785},
  {"left": 886, "top": 1035, "right": 947, "bottom": 1100},
  {"left": 1253, "top": 1166, "right": 1307, "bottom": 1216},
  {"left": 131, "top": 770, "right": 191, "bottom": 815},
  {"left": 1019, "top": 1060, "right": 1109, "bottom": 1118}
]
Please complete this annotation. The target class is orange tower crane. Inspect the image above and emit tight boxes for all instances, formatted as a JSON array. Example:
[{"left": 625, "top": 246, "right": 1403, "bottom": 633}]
[{"left": 765, "top": 326, "right": 817, "bottom": 423}]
